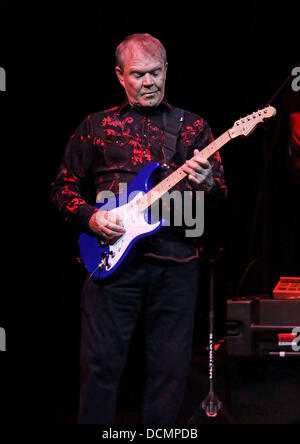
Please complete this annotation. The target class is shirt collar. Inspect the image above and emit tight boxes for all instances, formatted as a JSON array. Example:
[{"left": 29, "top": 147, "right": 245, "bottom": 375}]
[{"left": 117, "top": 97, "right": 171, "bottom": 115}]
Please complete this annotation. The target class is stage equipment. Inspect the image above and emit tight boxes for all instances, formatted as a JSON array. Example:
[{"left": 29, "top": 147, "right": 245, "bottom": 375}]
[
  {"left": 273, "top": 277, "right": 300, "bottom": 300},
  {"left": 226, "top": 297, "right": 300, "bottom": 357}
]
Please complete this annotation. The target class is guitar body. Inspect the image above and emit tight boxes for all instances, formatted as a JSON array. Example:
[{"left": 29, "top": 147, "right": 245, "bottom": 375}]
[{"left": 78, "top": 162, "right": 163, "bottom": 280}]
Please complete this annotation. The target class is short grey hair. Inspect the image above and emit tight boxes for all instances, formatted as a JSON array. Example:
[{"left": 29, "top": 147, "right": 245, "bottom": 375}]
[{"left": 115, "top": 33, "right": 167, "bottom": 72}]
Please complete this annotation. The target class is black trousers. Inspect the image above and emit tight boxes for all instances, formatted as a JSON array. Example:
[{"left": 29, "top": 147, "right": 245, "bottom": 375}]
[{"left": 78, "top": 256, "right": 199, "bottom": 424}]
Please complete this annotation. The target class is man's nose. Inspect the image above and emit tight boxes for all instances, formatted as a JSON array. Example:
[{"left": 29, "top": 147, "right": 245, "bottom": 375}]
[{"left": 142, "top": 73, "right": 154, "bottom": 87}]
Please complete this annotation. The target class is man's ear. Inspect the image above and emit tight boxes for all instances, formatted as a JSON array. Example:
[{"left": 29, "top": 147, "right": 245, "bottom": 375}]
[{"left": 115, "top": 66, "right": 124, "bottom": 87}]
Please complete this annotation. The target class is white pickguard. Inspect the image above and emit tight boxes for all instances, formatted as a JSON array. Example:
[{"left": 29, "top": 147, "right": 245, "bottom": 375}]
[{"left": 105, "top": 192, "right": 160, "bottom": 270}]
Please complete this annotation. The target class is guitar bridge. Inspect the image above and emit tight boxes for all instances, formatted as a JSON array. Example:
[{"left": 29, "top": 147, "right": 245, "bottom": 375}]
[{"left": 98, "top": 250, "right": 112, "bottom": 271}]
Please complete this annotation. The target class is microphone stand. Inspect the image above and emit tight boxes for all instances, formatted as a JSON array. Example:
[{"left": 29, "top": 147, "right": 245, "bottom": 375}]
[
  {"left": 200, "top": 252, "right": 222, "bottom": 418},
  {"left": 188, "top": 67, "right": 295, "bottom": 424},
  {"left": 187, "top": 247, "right": 234, "bottom": 424},
  {"left": 239, "top": 69, "right": 294, "bottom": 296}
]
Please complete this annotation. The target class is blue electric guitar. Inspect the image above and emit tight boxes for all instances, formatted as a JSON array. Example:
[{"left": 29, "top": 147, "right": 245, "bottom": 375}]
[{"left": 78, "top": 106, "right": 276, "bottom": 279}]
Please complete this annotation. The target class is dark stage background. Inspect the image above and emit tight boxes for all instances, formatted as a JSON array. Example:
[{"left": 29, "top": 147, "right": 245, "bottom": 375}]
[{"left": 0, "top": 0, "right": 299, "bottom": 424}]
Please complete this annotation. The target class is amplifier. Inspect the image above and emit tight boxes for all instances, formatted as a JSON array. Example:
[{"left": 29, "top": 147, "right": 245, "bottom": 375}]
[{"left": 226, "top": 297, "right": 300, "bottom": 357}]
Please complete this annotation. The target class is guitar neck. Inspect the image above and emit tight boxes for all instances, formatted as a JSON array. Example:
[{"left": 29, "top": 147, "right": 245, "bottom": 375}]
[{"left": 137, "top": 130, "right": 231, "bottom": 213}]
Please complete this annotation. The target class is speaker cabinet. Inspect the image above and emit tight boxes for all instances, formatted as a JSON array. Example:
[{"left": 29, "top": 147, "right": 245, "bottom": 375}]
[{"left": 226, "top": 297, "right": 300, "bottom": 357}]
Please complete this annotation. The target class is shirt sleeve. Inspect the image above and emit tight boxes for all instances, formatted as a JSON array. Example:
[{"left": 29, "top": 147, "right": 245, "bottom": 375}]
[{"left": 50, "top": 115, "right": 98, "bottom": 232}]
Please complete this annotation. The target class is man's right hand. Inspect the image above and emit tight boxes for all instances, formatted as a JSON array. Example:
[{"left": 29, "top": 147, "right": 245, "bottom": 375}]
[{"left": 88, "top": 210, "right": 126, "bottom": 243}]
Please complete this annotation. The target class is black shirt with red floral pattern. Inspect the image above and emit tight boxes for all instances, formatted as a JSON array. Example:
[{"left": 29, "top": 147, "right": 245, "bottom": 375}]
[{"left": 51, "top": 99, "right": 227, "bottom": 261}]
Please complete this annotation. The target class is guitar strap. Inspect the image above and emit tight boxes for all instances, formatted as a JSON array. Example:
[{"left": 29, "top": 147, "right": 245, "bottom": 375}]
[{"left": 162, "top": 106, "right": 185, "bottom": 165}]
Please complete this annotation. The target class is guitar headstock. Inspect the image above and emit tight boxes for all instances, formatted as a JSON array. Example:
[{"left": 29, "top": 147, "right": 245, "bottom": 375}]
[{"left": 229, "top": 106, "right": 276, "bottom": 139}]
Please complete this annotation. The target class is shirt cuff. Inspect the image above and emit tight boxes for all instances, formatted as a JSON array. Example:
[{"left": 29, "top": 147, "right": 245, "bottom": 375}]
[{"left": 77, "top": 204, "right": 98, "bottom": 233}]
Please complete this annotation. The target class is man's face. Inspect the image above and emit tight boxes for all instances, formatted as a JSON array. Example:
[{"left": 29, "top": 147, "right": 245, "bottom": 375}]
[{"left": 115, "top": 44, "right": 168, "bottom": 110}]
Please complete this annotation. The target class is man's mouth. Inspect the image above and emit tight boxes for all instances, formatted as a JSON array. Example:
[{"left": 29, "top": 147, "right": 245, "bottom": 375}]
[{"left": 142, "top": 91, "right": 158, "bottom": 96}]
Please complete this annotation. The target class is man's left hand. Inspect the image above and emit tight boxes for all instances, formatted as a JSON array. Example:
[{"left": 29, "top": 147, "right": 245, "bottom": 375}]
[{"left": 182, "top": 149, "right": 215, "bottom": 192}]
